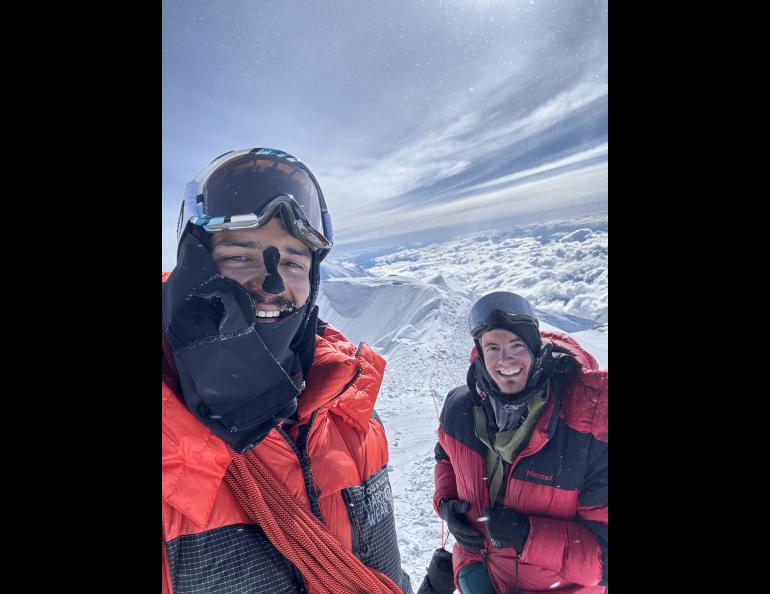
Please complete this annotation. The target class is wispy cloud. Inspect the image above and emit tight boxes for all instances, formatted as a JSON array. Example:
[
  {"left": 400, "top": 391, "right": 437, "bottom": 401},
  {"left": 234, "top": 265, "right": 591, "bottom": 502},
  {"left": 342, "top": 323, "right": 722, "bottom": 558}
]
[
  {"left": 321, "top": 71, "right": 607, "bottom": 243},
  {"left": 335, "top": 159, "right": 607, "bottom": 243}
]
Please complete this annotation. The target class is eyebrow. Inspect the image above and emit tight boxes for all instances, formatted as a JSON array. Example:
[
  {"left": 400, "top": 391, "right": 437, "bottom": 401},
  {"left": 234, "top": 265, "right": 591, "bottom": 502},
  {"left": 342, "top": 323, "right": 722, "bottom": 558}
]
[
  {"left": 484, "top": 338, "right": 525, "bottom": 347},
  {"left": 285, "top": 246, "right": 311, "bottom": 257},
  {"left": 211, "top": 239, "right": 311, "bottom": 258}
]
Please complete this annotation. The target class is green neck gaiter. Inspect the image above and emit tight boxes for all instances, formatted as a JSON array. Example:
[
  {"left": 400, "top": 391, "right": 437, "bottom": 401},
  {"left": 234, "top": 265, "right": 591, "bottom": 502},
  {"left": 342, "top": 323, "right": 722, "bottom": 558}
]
[{"left": 474, "top": 381, "right": 550, "bottom": 506}]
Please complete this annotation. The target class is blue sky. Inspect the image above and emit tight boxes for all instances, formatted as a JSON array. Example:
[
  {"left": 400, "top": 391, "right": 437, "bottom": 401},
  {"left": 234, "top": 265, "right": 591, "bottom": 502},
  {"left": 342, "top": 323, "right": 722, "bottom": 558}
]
[{"left": 163, "top": 0, "right": 607, "bottom": 270}]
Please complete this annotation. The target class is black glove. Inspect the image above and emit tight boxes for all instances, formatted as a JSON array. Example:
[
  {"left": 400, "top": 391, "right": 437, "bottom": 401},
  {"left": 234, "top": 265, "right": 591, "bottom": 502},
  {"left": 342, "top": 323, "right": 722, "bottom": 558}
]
[
  {"left": 439, "top": 499, "right": 484, "bottom": 552},
  {"left": 481, "top": 506, "right": 531, "bottom": 553},
  {"left": 163, "top": 235, "right": 302, "bottom": 453},
  {"left": 415, "top": 548, "right": 454, "bottom": 594}
]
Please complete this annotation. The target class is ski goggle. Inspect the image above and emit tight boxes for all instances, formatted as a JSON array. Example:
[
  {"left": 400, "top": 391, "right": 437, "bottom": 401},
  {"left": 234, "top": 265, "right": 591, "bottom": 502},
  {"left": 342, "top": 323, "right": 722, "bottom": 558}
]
[
  {"left": 176, "top": 148, "right": 333, "bottom": 253},
  {"left": 468, "top": 292, "right": 539, "bottom": 338},
  {"left": 469, "top": 311, "right": 539, "bottom": 340}
]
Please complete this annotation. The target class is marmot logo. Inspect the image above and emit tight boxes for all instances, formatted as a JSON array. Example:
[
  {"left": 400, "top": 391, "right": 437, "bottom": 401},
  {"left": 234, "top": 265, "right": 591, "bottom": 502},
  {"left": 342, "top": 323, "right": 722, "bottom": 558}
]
[{"left": 526, "top": 469, "right": 554, "bottom": 482}]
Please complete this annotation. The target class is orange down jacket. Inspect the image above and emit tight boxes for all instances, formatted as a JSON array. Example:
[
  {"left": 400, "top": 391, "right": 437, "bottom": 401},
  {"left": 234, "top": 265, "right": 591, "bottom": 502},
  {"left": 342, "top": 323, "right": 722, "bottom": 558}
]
[{"left": 162, "top": 312, "right": 412, "bottom": 593}]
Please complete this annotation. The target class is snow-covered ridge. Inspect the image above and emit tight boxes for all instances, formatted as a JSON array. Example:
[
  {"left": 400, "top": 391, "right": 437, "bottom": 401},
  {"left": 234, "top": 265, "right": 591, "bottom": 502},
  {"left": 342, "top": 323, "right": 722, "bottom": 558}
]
[
  {"left": 318, "top": 274, "right": 467, "bottom": 358},
  {"left": 319, "top": 261, "right": 369, "bottom": 280}
]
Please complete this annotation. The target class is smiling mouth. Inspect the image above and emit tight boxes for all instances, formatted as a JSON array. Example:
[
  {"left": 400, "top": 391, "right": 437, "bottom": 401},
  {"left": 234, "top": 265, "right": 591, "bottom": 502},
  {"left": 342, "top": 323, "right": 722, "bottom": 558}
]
[
  {"left": 497, "top": 366, "right": 524, "bottom": 378},
  {"left": 255, "top": 306, "right": 297, "bottom": 321}
]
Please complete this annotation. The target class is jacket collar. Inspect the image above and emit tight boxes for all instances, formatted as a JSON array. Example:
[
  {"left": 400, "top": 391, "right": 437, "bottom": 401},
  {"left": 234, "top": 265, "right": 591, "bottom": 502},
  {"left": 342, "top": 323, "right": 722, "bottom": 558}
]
[{"left": 294, "top": 328, "right": 385, "bottom": 430}]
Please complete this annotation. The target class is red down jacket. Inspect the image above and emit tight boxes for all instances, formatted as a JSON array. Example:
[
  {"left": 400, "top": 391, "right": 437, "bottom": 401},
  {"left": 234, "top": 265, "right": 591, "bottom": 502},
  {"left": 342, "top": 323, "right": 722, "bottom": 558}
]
[{"left": 433, "top": 331, "right": 608, "bottom": 594}]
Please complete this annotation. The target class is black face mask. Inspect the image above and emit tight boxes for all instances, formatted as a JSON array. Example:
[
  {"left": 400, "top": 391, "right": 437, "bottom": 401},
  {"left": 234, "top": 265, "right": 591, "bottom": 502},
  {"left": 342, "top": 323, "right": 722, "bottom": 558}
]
[
  {"left": 252, "top": 305, "right": 306, "bottom": 370},
  {"left": 162, "top": 231, "right": 308, "bottom": 453}
]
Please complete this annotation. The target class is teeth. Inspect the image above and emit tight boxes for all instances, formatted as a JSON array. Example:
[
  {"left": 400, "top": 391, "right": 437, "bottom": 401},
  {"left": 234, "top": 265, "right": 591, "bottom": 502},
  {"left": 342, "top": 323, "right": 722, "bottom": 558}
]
[
  {"left": 255, "top": 310, "right": 281, "bottom": 318},
  {"left": 498, "top": 368, "right": 522, "bottom": 376}
]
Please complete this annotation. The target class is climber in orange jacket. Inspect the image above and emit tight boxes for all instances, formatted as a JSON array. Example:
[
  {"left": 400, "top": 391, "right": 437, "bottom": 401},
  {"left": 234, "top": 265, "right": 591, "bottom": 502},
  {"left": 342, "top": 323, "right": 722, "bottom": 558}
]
[{"left": 162, "top": 148, "right": 413, "bottom": 594}]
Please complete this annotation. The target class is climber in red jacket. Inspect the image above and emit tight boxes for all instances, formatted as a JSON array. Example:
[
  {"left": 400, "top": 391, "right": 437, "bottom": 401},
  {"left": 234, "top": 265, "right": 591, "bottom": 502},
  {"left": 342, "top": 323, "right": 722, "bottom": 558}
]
[{"left": 431, "top": 291, "right": 607, "bottom": 594}]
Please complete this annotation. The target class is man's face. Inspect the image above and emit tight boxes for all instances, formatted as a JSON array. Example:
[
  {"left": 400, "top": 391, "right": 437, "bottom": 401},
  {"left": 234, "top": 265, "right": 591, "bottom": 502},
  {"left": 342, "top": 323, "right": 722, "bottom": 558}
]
[
  {"left": 480, "top": 329, "right": 533, "bottom": 395},
  {"left": 209, "top": 217, "right": 312, "bottom": 323}
]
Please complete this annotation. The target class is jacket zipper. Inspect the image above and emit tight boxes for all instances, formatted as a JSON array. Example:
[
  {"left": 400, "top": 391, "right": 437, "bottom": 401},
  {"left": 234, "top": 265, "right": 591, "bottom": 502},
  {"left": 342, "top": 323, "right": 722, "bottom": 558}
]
[
  {"left": 276, "top": 353, "right": 365, "bottom": 515},
  {"left": 275, "top": 347, "right": 366, "bottom": 551},
  {"left": 323, "top": 346, "right": 368, "bottom": 558},
  {"left": 275, "top": 425, "right": 324, "bottom": 521},
  {"left": 267, "top": 343, "right": 369, "bottom": 591},
  {"left": 341, "top": 489, "right": 361, "bottom": 558}
]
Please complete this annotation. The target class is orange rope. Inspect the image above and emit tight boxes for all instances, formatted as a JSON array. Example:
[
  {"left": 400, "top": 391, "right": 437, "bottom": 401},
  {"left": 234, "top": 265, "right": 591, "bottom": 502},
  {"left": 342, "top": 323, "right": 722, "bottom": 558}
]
[{"left": 225, "top": 450, "right": 403, "bottom": 594}]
